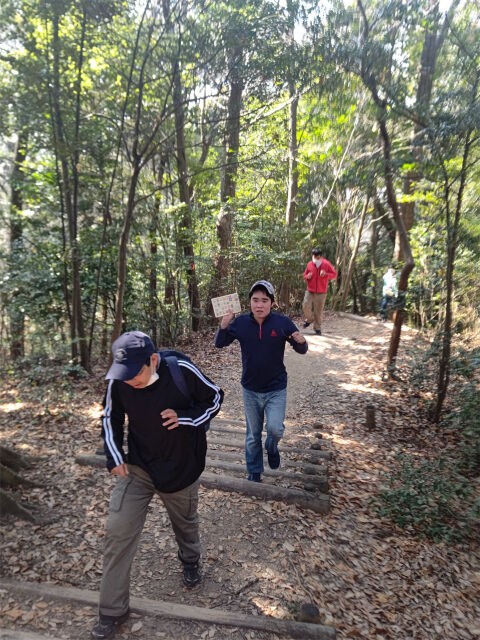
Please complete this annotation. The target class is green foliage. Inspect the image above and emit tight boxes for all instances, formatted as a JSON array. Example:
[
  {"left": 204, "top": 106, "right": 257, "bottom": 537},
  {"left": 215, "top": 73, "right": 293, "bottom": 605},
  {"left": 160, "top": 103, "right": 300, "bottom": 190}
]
[
  {"left": 375, "top": 453, "right": 476, "bottom": 543},
  {"left": 1, "top": 0, "right": 479, "bottom": 366},
  {"left": 446, "top": 378, "right": 480, "bottom": 476},
  {"left": 378, "top": 338, "right": 480, "bottom": 543}
]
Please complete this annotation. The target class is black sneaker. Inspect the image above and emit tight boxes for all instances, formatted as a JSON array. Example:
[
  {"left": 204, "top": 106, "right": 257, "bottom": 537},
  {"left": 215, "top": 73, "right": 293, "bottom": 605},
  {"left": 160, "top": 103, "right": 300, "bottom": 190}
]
[
  {"left": 315, "top": 329, "right": 322, "bottom": 335},
  {"left": 265, "top": 440, "right": 280, "bottom": 469},
  {"left": 91, "top": 612, "right": 129, "bottom": 639},
  {"left": 303, "top": 321, "right": 311, "bottom": 328},
  {"left": 183, "top": 563, "right": 201, "bottom": 588},
  {"left": 247, "top": 472, "right": 262, "bottom": 482}
]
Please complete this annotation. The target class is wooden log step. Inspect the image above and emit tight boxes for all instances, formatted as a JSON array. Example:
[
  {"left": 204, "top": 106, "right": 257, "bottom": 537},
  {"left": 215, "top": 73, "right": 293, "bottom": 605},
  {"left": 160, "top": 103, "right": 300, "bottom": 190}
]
[
  {"left": 75, "top": 456, "right": 330, "bottom": 510},
  {"left": 77, "top": 454, "right": 327, "bottom": 483},
  {"left": 207, "top": 448, "right": 328, "bottom": 475},
  {"left": 212, "top": 422, "right": 328, "bottom": 445},
  {"left": 0, "top": 578, "right": 336, "bottom": 640},
  {"left": 206, "top": 459, "right": 329, "bottom": 492},
  {"left": 214, "top": 416, "right": 313, "bottom": 430},
  {"left": 0, "top": 631, "right": 64, "bottom": 640},
  {"left": 201, "top": 472, "right": 330, "bottom": 514},
  {"left": 77, "top": 448, "right": 328, "bottom": 477},
  {"left": 213, "top": 416, "right": 246, "bottom": 426},
  {"left": 208, "top": 435, "right": 332, "bottom": 460}
]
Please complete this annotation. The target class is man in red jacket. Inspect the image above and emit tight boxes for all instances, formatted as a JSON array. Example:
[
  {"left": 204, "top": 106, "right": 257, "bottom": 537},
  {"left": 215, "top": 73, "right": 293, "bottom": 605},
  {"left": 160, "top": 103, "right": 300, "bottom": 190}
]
[{"left": 302, "top": 247, "right": 337, "bottom": 335}]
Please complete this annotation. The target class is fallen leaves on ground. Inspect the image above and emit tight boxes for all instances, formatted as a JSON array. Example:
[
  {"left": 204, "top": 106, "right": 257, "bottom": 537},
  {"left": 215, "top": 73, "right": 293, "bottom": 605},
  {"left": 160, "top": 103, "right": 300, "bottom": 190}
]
[{"left": 0, "top": 314, "right": 478, "bottom": 640}]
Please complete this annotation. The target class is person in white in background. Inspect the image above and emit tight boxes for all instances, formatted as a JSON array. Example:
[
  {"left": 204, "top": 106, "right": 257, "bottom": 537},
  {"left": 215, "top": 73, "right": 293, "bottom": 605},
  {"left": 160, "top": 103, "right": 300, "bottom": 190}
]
[{"left": 379, "top": 267, "right": 398, "bottom": 321}]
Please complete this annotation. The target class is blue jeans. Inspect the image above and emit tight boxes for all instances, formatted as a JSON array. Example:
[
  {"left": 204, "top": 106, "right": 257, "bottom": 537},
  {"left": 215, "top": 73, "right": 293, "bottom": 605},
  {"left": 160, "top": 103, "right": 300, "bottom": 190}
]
[
  {"left": 242, "top": 387, "right": 287, "bottom": 474},
  {"left": 380, "top": 295, "right": 393, "bottom": 319}
]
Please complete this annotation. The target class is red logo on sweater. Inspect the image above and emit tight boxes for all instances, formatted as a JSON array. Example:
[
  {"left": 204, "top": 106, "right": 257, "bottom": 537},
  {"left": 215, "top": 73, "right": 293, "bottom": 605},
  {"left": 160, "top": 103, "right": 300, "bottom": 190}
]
[{"left": 270, "top": 330, "right": 278, "bottom": 337}]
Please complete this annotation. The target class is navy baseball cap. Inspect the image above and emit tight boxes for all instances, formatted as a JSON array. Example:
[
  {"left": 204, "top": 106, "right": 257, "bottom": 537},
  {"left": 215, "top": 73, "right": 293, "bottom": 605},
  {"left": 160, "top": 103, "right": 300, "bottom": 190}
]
[
  {"left": 248, "top": 280, "right": 275, "bottom": 301},
  {"left": 106, "top": 331, "right": 156, "bottom": 380}
]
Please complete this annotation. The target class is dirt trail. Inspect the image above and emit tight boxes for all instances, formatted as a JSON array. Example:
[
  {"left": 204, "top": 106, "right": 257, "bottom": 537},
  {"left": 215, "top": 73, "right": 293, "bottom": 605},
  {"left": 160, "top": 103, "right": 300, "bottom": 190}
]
[{"left": 0, "top": 313, "right": 478, "bottom": 640}]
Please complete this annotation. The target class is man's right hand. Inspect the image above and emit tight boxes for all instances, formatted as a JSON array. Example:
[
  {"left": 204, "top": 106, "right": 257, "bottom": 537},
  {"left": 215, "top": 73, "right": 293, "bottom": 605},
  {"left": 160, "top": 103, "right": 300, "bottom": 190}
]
[
  {"left": 220, "top": 311, "right": 235, "bottom": 329},
  {"left": 306, "top": 272, "right": 313, "bottom": 280},
  {"left": 111, "top": 463, "right": 129, "bottom": 477}
]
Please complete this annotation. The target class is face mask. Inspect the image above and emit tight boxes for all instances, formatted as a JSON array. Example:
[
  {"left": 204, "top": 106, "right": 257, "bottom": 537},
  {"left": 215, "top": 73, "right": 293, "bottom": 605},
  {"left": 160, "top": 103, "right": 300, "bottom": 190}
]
[
  {"left": 313, "top": 259, "right": 322, "bottom": 267},
  {"left": 146, "top": 371, "right": 159, "bottom": 386}
]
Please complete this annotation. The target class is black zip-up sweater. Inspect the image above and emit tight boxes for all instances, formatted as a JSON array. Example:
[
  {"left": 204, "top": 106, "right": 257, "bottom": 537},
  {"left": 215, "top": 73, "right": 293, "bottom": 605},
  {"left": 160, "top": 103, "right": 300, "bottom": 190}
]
[{"left": 102, "top": 357, "right": 223, "bottom": 493}]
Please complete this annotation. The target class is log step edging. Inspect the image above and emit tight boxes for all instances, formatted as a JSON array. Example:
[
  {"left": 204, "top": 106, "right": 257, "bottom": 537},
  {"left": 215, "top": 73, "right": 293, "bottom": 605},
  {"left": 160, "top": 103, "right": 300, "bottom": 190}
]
[
  {"left": 206, "top": 458, "right": 329, "bottom": 492},
  {"left": 0, "top": 631, "right": 64, "bottom": 640},
  {"left": 76, "top": 454, "right": 329, "bottom": 490},
  {"left": 207, "top": 448, "right": 328, "bottom": 475},
  {"left": 0, "top": 578, "right": 337, "bottom": 640},
  {"left": 208, "top": 435, "right": 332, "bottom": 460},
  {"left": 201, "top": 471, "right": 330, "bottom": 514},
  {"left": 76, "top": 455, "right": 330, "bottom": 514}
]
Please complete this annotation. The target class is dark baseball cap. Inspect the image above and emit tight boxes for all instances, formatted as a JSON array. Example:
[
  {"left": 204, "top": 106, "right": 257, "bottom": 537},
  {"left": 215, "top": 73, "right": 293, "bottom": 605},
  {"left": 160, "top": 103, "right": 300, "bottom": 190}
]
[{"left": 106, "top": 331, "right": 156, "bottom": 380}]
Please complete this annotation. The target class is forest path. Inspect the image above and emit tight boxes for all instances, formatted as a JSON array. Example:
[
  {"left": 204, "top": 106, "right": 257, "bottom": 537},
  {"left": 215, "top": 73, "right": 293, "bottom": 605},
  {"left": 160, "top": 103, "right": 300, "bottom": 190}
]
[{"left": 0, "top": 313, "right": 478, "bottom": 640}]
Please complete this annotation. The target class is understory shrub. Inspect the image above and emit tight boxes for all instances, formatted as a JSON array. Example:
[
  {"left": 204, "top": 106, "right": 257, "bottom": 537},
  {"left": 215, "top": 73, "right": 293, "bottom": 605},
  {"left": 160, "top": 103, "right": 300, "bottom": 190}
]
[{"left": 375, "top": 453, "right": 478, "bottom": 543}]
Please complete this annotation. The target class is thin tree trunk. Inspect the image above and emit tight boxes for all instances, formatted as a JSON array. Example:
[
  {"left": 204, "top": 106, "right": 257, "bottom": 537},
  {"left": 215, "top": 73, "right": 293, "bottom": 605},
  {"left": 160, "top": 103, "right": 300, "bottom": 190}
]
[
  {"left": 285, "top": 80, "right": 298, "bottom": 226},
  {"left": 339, "top": 195, "right": 369, "bottom": 311},
  {"left": 9, "top": 130, "right": 28, "bottom": 359},
  {"left": 71, "top": 8, "right": 89, "bottom": 371},
  {"left": 50, "top": 10, "right": 90, "bottom": 370},
  {"left": 51, "top": 13, "right": 76, "bottom": 360},
  {"left": 379, "top": 114, "right": 414, "bottom": 374},
  {"left": 170, "top": 36, "right": 201, "bottom": 330},
  {"left": 213, "top": 46, "right": 243, "bottom": 294},
  {"left": 431, "top": 75, "right": 477, "bottom": 421},
  {"left": 111, "top": 3, "right": 154, "bottom": 342},
  {"left": 357, "top": 0, "right": 415, "bottom": 376},
  {"left": 395, "top": 0, "right": 454, "bottom": 262},
  {"left": 112, "top": 164, "right": 141, "bottom": 341}
]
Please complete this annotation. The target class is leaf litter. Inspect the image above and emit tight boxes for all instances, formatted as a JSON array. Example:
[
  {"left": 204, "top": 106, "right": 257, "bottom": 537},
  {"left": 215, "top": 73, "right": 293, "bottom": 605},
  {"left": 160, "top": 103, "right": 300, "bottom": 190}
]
[{"left": 0, "top": 314, "right": 478, "bottom": 639}]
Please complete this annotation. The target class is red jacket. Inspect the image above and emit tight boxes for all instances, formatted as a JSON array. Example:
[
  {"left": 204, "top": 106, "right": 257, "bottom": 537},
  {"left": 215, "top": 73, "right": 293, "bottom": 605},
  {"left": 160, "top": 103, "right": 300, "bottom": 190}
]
[{"left": 303, "top": 258, "right": 337, "bottom": 294}]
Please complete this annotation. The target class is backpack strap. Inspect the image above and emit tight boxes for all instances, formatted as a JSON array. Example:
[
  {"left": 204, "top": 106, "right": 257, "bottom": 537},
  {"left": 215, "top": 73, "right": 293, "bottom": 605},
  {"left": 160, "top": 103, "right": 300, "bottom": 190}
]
[
  {"left": 163, "top": 353, "right": 210, "bottom": 433},
  {"left": 164, "top": 355, "right": 191, "bottom": 402}
]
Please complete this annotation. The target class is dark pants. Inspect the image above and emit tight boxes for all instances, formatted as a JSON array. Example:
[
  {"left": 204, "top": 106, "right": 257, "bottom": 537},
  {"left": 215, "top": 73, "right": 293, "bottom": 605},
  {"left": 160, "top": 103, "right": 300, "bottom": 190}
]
[
  {"left": 379, "top": 295, "right": 393, "bottom": 319},
  {"left": 98, "top": 465, "right": 200, "bottom": 618}
]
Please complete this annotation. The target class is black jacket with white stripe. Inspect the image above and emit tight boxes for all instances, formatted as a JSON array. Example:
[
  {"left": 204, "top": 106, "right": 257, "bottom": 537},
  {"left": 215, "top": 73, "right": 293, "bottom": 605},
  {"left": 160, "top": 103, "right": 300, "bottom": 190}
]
[{"left": 102, "top": 355, "right": 224, "bottom": 493}]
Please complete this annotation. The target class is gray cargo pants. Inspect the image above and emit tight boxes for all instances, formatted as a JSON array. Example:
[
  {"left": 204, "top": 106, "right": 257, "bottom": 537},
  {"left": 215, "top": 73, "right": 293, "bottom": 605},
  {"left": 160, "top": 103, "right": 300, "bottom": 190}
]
[{"left": 98, "top": 464, "right": 201, "bottom": 618}]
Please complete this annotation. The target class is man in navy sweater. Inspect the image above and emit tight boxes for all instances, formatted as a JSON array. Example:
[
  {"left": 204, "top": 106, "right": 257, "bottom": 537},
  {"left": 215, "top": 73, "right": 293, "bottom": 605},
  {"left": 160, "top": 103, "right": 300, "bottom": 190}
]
[
  {"left": 214, "top": 280, "right": 307, "bottom": 482},
  {"left": 91, "top": 331, "right": 223, "bottom": 640}
]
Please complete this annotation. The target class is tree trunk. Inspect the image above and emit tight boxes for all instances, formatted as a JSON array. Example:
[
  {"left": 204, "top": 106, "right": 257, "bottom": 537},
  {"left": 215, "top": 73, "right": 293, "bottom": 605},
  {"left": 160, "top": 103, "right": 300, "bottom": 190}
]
[
  {"left": 111, "top": 4, "right": 154, "bottom": 342},
  {"left": 9, "top": 130, "right": 28, "bottom": 360},
  {"left": 162, "top": 0, "right": 201, "bottom": 331},
  {"left": 379, "top": 114, "right": 415, "bottom": 374},
  {"left": 49, "top": 11, "right": 90, "bottom": 371},
  {"left": 285, "top": 80, "right": 299, "bottom": 227},
  {"left": 285, "top": 0, "right": 299, "bottom": 229},
  {"left": 71, "top": 9, "right": 90, "bottom": 371},
  {"left": 358, "top": 1, "right": 415, "bottom": 376},
  {"left": 431, "top": 77, "right": 477, "bottom": 421},
  {"left": 339, "top": 195, "right": 369, "bottom": 311},
  {"left": 211, "top": 45, "right": 243, "bottom": 298},
  {"left": 172, "top": 65, "right": 201, "bottom": 330},
  {"left": 395, "top": 0, "right": 453, "bottom": 262},
  {"left": 112, "top": 164, "right": 141, "bottom": 341}
]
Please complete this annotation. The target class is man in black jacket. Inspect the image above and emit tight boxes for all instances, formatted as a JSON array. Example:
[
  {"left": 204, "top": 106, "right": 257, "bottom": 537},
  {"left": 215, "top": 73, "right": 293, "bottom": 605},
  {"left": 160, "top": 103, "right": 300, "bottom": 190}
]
[{"left": 91, "top": 331, "right": 224, "bottom": 640}]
